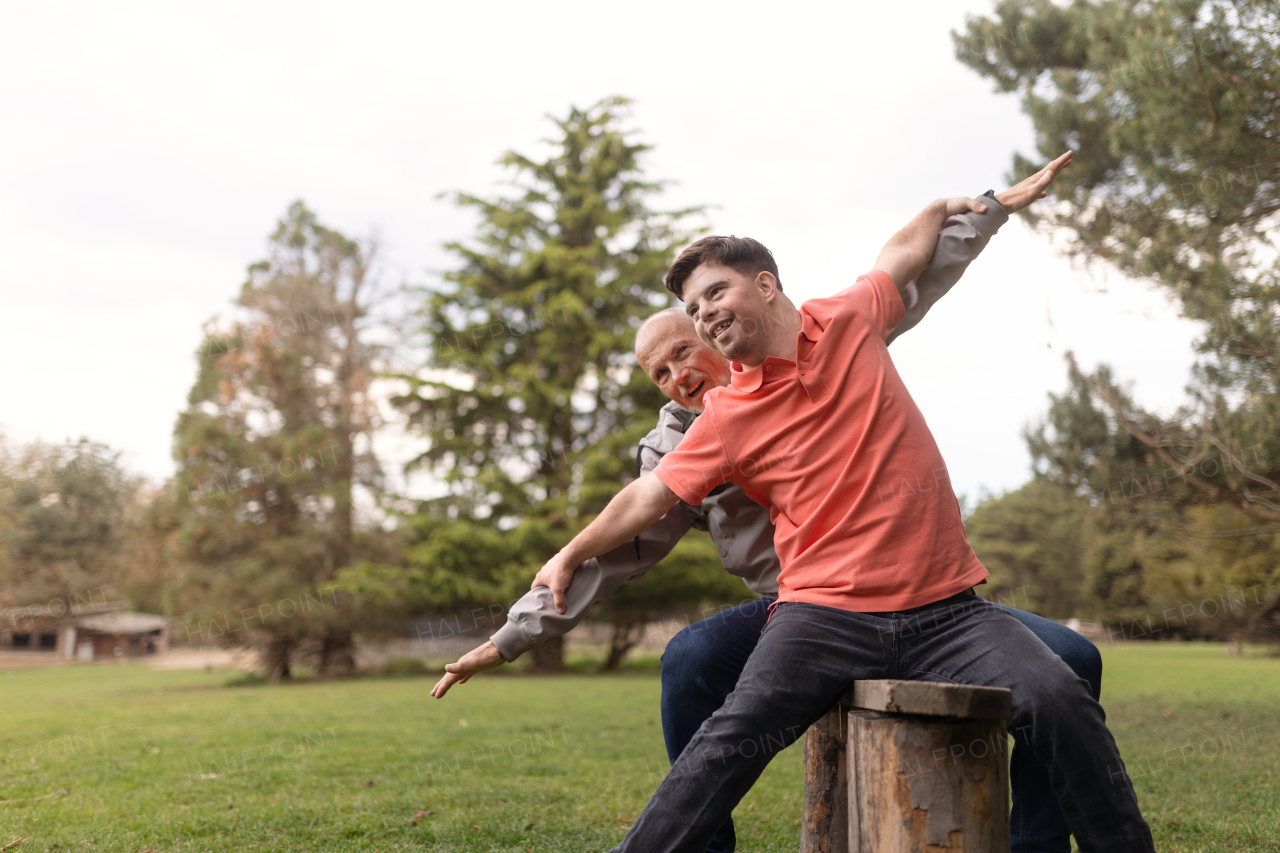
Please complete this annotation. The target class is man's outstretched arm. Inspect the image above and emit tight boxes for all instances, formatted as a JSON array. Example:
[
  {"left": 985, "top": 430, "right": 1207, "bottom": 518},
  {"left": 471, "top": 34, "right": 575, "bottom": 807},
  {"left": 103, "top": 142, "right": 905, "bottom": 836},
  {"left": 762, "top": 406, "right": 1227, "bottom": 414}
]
[
  {"left": 874, "top": 196, "right": 989, "bottom": 292},
  {"left": 875, "top": 150, "right": 1074, "bottom": 291},
  {"left": 528, "top": 472, "right": 680, "bottom": 613},
  {"left": 431, "top": 474, "right": 696, "bottom": 699},
  {"left": 888, "top": 195, "right": 1010, "bottom": 345},
  {"left": 431, "top": 414, "right": 727, "bottom": 699}
]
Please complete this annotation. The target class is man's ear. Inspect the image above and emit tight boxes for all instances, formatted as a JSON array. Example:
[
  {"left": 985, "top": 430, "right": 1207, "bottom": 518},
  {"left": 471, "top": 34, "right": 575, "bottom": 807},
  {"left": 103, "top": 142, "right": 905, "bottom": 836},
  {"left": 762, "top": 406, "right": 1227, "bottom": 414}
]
[{"left": 756, "top": 271, "right": 781, "bottom": 303}]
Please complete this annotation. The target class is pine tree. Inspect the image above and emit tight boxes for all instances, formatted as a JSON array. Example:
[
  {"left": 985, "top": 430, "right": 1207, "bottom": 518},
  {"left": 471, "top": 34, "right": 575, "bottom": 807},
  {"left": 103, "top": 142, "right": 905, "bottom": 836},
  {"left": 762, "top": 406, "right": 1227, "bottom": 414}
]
[
  {"left": 0, "top": 439, "right": 134, "bottom": 641},
  {"left": 389, "top": 97, "right": 709, "bottom": 670},
  {"left": 956, "top": 0, "right": 1280, "bottom": 519},
  {"left": 956, "top": 0, "right": 1280, "bottom": 633},
  {"left": 173, "top": 202, "right": 383, "bottom": 681},
  {"left": 965, "top": 477, "right": 1088, "bottom": 618}
]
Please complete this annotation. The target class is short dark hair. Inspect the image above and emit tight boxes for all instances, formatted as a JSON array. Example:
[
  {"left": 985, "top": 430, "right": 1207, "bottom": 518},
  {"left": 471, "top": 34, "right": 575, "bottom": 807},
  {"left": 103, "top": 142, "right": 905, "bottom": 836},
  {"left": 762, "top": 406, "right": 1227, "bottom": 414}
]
[{"left": 664, "top": 235, "right": 781, "bottom": 300}]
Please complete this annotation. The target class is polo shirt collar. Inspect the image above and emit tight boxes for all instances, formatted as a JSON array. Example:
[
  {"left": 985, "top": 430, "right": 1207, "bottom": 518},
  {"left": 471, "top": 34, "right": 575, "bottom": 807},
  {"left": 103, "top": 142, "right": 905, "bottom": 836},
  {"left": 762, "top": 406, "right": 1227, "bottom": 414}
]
[{"left": 730, "top": 356, "right": 796, "bottom": 393}]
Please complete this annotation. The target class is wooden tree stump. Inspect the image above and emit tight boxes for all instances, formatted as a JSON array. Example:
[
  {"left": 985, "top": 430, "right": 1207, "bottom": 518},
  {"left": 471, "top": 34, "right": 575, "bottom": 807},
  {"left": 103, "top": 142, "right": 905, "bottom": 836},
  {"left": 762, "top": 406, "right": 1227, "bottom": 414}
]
[
  {"left": 800, "top": 680, "right": 1012, "bottom": 853},
  {"left": 800, "top": 703, "right": 847, "bottom": 852}
]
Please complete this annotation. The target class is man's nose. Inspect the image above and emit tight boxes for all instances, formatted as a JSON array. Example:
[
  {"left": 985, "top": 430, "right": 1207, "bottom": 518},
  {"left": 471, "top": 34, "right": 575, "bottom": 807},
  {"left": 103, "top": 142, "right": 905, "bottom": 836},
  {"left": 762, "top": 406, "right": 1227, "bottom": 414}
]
[
  {"left": 675, "top": 366, "right": 693, "bottom": 388},
  {"left": 694, "top": 309, "right": 719, "bottom": 341}
]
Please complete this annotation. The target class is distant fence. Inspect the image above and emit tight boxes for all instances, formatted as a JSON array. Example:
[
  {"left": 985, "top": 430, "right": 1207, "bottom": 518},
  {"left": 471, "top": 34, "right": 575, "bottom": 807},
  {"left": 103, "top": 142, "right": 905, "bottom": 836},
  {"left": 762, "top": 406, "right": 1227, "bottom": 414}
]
[{"left": 353, "top": 619, "right": 675, "bottom": 669}]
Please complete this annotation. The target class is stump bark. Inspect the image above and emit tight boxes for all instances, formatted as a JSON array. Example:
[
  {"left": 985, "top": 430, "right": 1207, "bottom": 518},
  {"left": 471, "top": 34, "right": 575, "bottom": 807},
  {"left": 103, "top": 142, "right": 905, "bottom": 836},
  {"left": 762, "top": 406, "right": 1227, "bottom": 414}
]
[
  {"left": 801, "top": 680, "right": 1012, "bottom": 853},
  {"left": 800, "top": 705, "right": 847, "bottom": 852}
]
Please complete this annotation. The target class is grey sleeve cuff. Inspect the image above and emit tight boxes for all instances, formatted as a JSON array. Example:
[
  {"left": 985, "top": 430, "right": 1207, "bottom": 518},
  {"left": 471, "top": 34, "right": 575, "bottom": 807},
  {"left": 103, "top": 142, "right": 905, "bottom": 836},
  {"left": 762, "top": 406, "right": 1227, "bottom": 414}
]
[
  {"left": 490, "top": 619, "right": 535, "bottom": 663},
  {"left": 968, "top": 194, "right": 1009, "bottom": 236},
  {"left": 490, "top": 563, "right": 603, "bottom": 661}
]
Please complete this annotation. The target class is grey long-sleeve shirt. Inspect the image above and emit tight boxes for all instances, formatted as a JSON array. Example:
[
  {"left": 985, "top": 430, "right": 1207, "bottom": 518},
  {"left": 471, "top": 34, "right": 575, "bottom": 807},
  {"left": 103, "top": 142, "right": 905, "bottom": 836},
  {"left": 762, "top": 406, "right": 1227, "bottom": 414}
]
[{"left": 489, "top": 197, "right": 1009, "bottom": 661}]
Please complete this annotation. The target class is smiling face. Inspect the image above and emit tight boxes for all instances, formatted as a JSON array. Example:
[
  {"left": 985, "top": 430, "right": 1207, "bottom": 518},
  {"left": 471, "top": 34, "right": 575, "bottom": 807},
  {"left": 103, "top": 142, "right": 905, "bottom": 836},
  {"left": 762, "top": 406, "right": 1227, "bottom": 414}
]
[
  {"left": 681, "top": 263, "right": 776, "bottom": 365},
  {"left": 635, "top": 310, "right": 732, "bottom": 413}
]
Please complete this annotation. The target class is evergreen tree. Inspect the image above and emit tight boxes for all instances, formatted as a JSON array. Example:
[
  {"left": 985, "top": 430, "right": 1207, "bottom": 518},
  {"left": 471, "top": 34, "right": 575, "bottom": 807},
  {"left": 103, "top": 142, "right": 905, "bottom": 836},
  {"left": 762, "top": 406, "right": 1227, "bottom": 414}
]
[
  {"left": 173, "top": 202, "right": 384, "bottom": 681},
  {"left": 956, "top": 0, "right": 1279, "bottom": 520},
  {"left": 0, "top": 439, "right": 134, "bottom": 614},
  {"left": 965, "top": 476, "right": 1088, "bottom": 618},
  {"left": 388, "top": 97, "right": 711, "bottom": 670},
  {"left": 956, "top": 0, "right": 1280, "bottom": 633}
]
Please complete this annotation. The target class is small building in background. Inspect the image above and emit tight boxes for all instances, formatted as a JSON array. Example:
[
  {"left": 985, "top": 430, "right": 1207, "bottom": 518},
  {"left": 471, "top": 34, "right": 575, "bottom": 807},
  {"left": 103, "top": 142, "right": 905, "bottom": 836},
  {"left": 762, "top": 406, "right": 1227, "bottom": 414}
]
[
  {"left": 70, "top": 611, "right": 170, "bottom": 661},
  {"left": 0, "top": 603, "right": 169, "bottom": 662}
]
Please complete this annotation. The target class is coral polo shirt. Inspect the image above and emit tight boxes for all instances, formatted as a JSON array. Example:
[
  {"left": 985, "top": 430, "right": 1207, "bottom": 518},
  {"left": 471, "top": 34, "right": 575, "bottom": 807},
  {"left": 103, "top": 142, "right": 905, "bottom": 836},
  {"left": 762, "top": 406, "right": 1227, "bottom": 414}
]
[{"left": 653, "top": 270, "right": 988, "bottom": 612}]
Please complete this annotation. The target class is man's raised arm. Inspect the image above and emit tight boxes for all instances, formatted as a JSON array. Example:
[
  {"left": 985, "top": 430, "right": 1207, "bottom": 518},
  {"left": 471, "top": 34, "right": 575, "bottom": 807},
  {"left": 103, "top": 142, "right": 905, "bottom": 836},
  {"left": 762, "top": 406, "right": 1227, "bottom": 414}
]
[
  {"left": 888, "top": 196, "right": 1009, "bottom": 344},
  {"left": 874, "top": 151, "right": 1073, "bottom": 292}
]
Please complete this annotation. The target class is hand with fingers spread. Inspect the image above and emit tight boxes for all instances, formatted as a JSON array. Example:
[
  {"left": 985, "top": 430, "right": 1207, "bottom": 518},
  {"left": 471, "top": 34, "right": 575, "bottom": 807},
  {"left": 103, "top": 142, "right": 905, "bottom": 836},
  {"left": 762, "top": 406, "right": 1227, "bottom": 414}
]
[
  {"left": 430, "top": 640, "right": 506, "bottom": 699},
  {"left": 996, "top": 150, "right": 1073, "bottom": 213}
]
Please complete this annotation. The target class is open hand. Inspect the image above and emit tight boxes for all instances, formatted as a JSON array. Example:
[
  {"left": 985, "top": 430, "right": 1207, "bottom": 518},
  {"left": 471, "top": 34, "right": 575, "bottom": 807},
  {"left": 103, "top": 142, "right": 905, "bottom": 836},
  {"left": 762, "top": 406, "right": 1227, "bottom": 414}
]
[
  {"left": 997, "top": 150, "right": 1073, "bottom": 213},
  {"left": 430, "top": 641, "right": 506, "bottom": 698}
]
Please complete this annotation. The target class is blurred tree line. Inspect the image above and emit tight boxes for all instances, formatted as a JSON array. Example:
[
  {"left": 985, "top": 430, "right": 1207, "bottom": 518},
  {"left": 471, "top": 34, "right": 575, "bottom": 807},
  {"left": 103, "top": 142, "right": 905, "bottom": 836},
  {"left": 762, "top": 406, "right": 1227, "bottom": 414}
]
[
  {"left": 0, "top": 98, "right": 743, "bottom": 679},
  {"left": 955, "top": 0, "right": 1280, "bottom": 640},
  {"left": 5, "top": 38, "right": 1279, "bottom": 676}
]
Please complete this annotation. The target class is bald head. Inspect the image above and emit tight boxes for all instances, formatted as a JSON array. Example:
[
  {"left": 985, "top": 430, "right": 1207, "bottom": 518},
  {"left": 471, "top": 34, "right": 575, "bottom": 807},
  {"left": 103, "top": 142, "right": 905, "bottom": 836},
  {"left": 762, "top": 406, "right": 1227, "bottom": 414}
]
[
  {"left": 635, "top": 308, "right": 692, "bottom": 365},
  {"left": 635, "top": 308, "right": 731, "bottom": 413}
]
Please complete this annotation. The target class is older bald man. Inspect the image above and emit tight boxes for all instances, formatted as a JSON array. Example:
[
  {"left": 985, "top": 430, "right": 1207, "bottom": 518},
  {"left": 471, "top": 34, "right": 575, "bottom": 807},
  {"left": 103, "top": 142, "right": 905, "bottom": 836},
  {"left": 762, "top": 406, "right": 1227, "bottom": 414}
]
[{"left": 432, "top": 193, "right": 1102, "bottom": 853}]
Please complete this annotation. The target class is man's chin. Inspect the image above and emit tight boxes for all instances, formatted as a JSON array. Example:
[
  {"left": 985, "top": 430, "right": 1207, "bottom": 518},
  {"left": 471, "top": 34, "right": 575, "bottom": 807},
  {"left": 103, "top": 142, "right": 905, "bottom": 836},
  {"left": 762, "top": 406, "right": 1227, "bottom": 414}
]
[
  {"left": 679, "top": 392, "right": 706, "bottom": 414},
  {"left": 718, "top": 338, "right": 758, "bottom": 365}
]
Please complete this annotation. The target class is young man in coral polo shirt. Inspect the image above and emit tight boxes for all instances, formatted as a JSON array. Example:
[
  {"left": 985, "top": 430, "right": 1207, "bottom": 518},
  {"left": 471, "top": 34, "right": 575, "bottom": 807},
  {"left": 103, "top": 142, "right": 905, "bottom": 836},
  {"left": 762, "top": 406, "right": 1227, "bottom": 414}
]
[{"left": 533, "top": 152, "right": 1154, "bottom": 853}]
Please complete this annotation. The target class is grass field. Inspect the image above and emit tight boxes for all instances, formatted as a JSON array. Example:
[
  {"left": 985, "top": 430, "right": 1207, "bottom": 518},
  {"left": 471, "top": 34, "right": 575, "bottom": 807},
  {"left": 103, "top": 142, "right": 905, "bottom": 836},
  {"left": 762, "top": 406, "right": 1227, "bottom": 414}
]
[{"left": 1, "top": 642, "right": 1277, "bottom": 852}]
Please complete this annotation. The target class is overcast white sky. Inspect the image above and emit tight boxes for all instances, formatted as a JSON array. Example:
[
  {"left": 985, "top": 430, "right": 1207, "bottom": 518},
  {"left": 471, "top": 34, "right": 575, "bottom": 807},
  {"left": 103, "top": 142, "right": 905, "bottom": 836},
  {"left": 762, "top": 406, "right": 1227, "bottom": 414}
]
[{"left": 0, "top": 1, "right": 1202, "bottom": 504}]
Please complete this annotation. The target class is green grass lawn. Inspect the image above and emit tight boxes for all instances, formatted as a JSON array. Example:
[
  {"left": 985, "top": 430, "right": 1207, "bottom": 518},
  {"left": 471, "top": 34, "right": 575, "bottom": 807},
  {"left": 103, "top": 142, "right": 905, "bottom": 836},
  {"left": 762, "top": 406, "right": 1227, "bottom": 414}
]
[{"left": 1, "top": 642, "right": 1276, "bottom": 852}]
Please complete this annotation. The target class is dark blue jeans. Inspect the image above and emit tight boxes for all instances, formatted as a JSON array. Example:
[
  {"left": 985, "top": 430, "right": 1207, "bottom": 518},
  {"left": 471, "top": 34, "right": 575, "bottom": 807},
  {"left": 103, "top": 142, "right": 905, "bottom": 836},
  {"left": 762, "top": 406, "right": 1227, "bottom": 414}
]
[{"left": 653, "top": 594, "right": 1143, "bottom": 853}]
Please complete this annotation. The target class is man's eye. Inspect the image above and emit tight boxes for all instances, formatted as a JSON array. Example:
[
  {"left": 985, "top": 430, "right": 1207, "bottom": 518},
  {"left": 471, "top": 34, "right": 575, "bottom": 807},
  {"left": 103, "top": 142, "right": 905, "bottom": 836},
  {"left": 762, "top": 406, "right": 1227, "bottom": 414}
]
[
  {"left": 656, "top": 369, "right": 668, "bottom": 380},
  {"left": 677, "top": 346, "right": 688, "bottom": 357}
]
